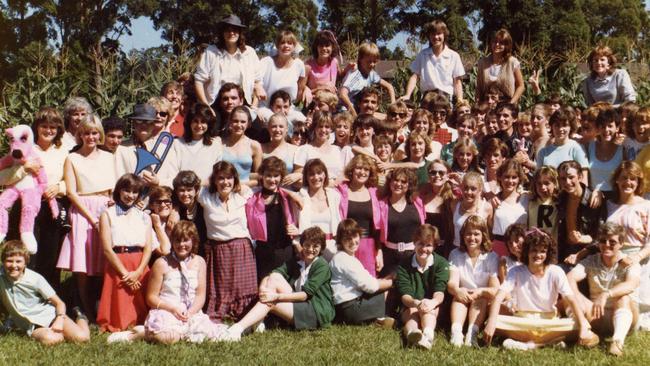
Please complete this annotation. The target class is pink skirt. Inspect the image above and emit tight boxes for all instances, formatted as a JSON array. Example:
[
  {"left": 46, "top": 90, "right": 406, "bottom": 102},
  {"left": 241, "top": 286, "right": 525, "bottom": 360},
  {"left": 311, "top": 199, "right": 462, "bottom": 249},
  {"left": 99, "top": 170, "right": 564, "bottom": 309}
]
[
  {"left": 355, "top": 237, "right": 378, "bottom": 277},
  {"left": 492, "top": 240, "right": 508, "bottom": 258},
  {"left": 56, "top": 195, "right": 109, "bottom": 276}
]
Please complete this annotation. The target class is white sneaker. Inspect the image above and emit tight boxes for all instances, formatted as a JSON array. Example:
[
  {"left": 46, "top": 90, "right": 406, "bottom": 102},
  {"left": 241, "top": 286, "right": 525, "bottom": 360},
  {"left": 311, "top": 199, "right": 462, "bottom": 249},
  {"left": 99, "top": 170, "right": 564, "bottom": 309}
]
[
  {"left": 417, "top": 336, "right": 433, "bottom": 350},
  {"left": 219, "top": 326, "right": 242, "bottom": 342},
  {"left": 253, "top": 321, "right": 265, "bottom": 334},
  {"left": 107, "top": 331, "right": 133, "bottom": 344},
  {"left": 502, "top": 338, "right": 531, "bottom": 351},
  {"left": 406, "top": 329, "right": 423, "bottom": 347},
  {"left": 450, "top": 331, "right": 464, "bottom": 347},
  {"left": 464, "top": 331, "right": 478, "bottom": 347}
]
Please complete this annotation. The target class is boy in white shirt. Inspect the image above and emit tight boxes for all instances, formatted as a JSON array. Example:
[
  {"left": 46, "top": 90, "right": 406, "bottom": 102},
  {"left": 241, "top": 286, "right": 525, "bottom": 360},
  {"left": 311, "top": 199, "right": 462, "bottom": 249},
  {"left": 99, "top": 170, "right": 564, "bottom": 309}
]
[{"left": 402, "top": 20, "right": 465, "bottom": 103}]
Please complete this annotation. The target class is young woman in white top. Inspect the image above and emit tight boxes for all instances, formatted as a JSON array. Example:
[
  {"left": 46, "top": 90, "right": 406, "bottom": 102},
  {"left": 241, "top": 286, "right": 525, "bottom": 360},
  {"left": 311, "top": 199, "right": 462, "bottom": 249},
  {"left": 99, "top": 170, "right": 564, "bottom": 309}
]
[
  {"left": 257, "top": 30, "right": 306, "bottom": 121},
  {"left": 480, "top": 138, "right": 508, "bottom": 200},
  {"left": 491, "top": 159, "right": 529, "bottom": 257},
  {"left": 57, "top": 115, "right": 116, "bottom": 320},
  {"left": 450, "top": 172, "right": 493, "bottom": 248},
  {"left": 197, "top": 161, "right": 256, "bottom": 323},
  {"left": 31, "top": 107, "right": 70, "bottom": 285},
  {"left": 292, "top": 111, "right": 344, "bottom": 185},
  {"left": 97, "top": 174, "right": 152, "bottom": 332},
  {"left": 330, "top": 219, "right": 393, "bottom": 325},
  {"left": 447, "top": 215, "right": 499, "bottom": 347},
  {"left": 175, "top": 104, "right": 222, "bottom": 185},
  {"left": 606, "top": 161, "right": 650, "bottom": 317},
  {"left": 484, "top": 228, "right": 599, "bottom": 350},
  {"left": 296, "top": 158, "right": 341, "bottom": 262}
]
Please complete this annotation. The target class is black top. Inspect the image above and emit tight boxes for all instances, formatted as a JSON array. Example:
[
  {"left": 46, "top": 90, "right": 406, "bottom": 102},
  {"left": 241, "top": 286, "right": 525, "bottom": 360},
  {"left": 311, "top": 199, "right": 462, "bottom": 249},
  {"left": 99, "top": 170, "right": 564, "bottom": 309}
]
[
  {"left": 557, "top": 183, "right": 607, "bottom": 261},
  {"left": 347, "top": 199, "right": 373, "bottom": 237},
  {"left": 180, "top": 204, "right": 207, "bottom": 245},
  {"left": 387, "top": 203, "right": 420, "bottom": 243},
  {"left": 263, "top": 198, "right": 291, "bottom": 247},
  {"left": 426, "top": 211, "right": 452, "bottom": 258}
]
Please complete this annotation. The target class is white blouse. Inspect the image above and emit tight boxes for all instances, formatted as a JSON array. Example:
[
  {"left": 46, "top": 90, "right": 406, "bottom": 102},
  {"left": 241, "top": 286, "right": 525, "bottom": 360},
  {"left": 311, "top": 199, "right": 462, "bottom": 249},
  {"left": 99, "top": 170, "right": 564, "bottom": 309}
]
[{"left": 198, "top": 188, "right": 251, "bottom": 241}]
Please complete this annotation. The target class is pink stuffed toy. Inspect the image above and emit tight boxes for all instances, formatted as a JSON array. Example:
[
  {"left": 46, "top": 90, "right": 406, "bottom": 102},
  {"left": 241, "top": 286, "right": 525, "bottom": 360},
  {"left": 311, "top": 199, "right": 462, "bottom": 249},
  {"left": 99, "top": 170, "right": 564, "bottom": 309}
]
[{"left": 0, "top": 125, "right": 59, "bottom": 253}]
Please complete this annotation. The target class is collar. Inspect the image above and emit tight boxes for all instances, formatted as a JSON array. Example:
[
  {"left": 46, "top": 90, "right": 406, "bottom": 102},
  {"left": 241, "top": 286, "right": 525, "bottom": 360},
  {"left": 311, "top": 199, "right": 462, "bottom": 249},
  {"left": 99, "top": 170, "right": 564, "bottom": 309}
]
[
  {"left": 115, "top": 202, "right": 133, "bottom": 216},
  {"left": 411, "top": 254, "right": 434, "bottom": 273},
  {"left": 425, "top": 45, "right": 451, "bottom": 58}
]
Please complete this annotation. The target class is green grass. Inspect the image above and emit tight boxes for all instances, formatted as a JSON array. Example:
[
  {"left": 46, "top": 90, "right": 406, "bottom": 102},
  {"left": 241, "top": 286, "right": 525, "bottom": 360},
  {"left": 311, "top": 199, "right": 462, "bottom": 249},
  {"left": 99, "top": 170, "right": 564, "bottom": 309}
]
[{"left": 1, "top": 325, "right": 649, "bottom": 365}]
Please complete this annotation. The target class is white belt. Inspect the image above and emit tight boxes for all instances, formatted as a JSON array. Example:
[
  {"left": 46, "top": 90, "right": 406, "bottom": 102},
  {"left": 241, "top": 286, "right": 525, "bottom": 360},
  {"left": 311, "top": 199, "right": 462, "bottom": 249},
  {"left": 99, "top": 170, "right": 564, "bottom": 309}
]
[{"left": 384, "top": 241, "right": 415, "bottom": 252}]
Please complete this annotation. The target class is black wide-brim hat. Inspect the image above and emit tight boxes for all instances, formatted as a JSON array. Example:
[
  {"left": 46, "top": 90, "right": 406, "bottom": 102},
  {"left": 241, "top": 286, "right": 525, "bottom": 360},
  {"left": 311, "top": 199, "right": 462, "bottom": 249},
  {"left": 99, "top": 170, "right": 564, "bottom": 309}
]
[
  {"left": 128, "top": 103, "right": 157, "bottom": 122},
  {"left": 219, "top": 14, "right": 246, "bottom": 29}
]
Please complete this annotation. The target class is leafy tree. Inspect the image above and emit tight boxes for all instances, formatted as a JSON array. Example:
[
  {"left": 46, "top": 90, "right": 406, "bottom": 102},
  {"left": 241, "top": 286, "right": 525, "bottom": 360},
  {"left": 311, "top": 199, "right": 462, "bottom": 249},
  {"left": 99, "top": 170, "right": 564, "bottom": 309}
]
[
  {"left": 396, "top": 0, "right": 476, "bottom": 53},
  {"left": 148, "top": 0, "right": 318, "bottom": 53},
  {"left": 319, "top": 0, "right": 408, "bottom": 44}
]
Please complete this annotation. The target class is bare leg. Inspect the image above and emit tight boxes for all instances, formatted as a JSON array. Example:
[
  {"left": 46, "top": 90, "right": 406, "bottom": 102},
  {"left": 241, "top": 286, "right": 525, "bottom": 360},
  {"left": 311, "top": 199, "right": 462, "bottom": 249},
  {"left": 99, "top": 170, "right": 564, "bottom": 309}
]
[
  {"left": 31, "top": 328, "right": 64, "bottom": 346},
  {"left": 62, "top": 315, "right": 90, "bottom": 343},
  {"left": 401, "top": 307, "right": 420, "bottom": 336},
  {"left": 235, "top": 273, "right": 294, "bottom": 331},
  {"left": 146, "top": 331, "right": 182, "bottom": 345}
]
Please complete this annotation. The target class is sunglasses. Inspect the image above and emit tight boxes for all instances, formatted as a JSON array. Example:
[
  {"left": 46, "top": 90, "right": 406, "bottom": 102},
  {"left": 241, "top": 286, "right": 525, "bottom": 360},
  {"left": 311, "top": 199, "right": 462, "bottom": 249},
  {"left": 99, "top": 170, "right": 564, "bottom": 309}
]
[
  {"left": 432, "top": 110, "right": 447, "bottom": 116},
  {"left": 389, "top": 112, "right": 407, "bottom": 118},
  {"left": 153, "top": 199, "right": 172, "bottom": 205},
  {"left": 157, "top": 111, "right": 169, "bottom": 118},
  {"left": 428, "top": 170, "right": 447, "bottom": 177},
  {"left": 293, "top": 131, "right": 306, "bottom": 138}
]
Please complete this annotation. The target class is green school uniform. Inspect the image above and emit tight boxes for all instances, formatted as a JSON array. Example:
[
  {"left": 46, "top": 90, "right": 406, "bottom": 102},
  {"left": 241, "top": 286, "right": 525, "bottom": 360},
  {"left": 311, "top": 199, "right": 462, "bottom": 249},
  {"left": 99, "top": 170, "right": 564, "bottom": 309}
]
[
  {"left": 396, "top": 253, "right": 450, "bottom": 300},
  {"left": 273, "top": 256, "right": 335, "bottom": 328}
]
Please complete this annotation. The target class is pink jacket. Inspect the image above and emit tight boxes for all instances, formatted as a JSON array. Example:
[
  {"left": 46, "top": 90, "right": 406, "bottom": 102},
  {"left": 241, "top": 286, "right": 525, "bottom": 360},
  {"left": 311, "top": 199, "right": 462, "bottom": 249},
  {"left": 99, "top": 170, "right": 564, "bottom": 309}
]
[
  {"left": 245, "top": 189, "right": 295, "bottom": 242},
  {"left": 378, "top": 197, "right": 425, "bottom": 243},
  {"left": 337, "top": 183, "right": 381, "bottom": 232}
]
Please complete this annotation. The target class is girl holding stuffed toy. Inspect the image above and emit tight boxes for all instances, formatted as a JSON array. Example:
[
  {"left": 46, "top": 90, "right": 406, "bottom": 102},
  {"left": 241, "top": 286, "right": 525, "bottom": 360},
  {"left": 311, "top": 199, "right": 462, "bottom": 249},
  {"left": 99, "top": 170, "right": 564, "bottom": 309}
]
[{"left": 57, "top": 115, "right": 116, "bottom": 320}]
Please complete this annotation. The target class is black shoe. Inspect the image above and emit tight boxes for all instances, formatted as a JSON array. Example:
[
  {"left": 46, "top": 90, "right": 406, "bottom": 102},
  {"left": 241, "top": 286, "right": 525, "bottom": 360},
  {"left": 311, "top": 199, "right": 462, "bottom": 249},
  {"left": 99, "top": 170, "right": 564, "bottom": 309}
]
[{"left": 72, "top": 306, "right": 88, "bottom": 322}]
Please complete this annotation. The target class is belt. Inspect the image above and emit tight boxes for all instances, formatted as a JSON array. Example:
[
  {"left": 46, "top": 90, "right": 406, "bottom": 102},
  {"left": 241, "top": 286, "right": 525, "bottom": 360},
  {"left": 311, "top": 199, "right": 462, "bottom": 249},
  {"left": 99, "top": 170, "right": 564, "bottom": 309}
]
[
  {"left": 113, "top": 246, "right": 143, "bottom": 254},
  {"left": 384, "top": 241, "right": 415, "bottom": 252},
  {"left": 492, "top": 234, "right": 505, "bottom": 242}
]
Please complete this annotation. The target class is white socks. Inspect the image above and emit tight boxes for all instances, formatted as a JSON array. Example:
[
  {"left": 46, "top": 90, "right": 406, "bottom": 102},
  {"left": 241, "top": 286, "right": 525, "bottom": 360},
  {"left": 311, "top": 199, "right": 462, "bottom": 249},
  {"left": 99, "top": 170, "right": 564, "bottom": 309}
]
[
  {"left": 423, "top": 327, "right": 434, "bottom": 341},
  {"left": 612, "top": 308, "right": 633, "bottom": 344}
]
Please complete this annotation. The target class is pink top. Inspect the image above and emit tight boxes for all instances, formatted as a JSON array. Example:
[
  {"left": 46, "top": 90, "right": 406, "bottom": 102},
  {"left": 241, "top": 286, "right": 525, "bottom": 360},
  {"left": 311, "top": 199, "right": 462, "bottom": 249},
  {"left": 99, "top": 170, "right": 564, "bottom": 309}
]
[
  {"left": 306, "top": 57, "right": 339, "bottom": 91},
  {"left": 245, "top": 189, "right": 295, "bottom": 242},
  {"left": 378, "top": 197, "right": 426, "bottom": 243}
]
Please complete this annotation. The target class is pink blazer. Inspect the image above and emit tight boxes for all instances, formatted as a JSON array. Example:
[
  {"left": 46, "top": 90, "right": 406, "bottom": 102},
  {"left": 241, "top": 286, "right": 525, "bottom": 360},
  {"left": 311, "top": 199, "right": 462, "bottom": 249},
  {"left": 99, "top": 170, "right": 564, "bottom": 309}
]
[
  {"left": 245, "top": 189, "right": 295, "bottom": 242},
  {"left": 377, "top": 196, "right": 425, "bottom": 243},
  {"left": 337, "top": 183, "right": 382, "bottom": 232}
]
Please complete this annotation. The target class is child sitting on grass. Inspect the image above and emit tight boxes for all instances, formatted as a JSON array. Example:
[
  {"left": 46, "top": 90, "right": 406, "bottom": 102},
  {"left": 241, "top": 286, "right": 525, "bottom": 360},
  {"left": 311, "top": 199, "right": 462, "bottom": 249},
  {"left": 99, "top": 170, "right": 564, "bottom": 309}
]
[
  {"left": 396, "top": 224, "right": 450, "bottom": 350},
  {"left": 0, "top": 240, "right": 90, "bottom": 345},
  {"left": 222, "top": 226, "right": 335, "bottom": 341}
]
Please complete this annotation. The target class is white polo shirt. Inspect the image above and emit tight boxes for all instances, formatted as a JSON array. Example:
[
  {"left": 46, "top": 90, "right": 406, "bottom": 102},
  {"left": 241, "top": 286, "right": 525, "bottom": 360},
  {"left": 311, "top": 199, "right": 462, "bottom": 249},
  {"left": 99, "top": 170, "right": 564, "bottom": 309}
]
[{"left": 410, "top": 45, "right": 465, "bottom": 96}]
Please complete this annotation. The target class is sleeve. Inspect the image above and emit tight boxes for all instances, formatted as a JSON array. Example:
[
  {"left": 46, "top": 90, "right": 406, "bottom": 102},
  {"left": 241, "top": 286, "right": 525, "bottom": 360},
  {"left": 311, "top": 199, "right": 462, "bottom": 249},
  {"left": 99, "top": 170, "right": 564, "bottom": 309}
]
[
  {"left": 272, "top": 262, "right": 291, "bottom": 282},
  {"left": 302, "top": 260, "right": 331, "bottom": 299},
  {"left": 194, "top": 47, "right": 214, "bottom": 83},
  {"left": 583, "top": 79, "right": 595, "bottom": 106},
  {"left": 36, "top": 273, "right": 56, "bottom": 300},
  {"left": 395, "top": 263, "right": 415, "bottom": 297},
  {"left": 297, "top": 59, "right": 306, "bottom": 78},
  {"left": 370, "top": 71, "right": 381, "bottom": 84},
  {"left": 341, "top": 256, "right": 379, "bottom": 294},
  {"left": 487, "top": 252, "right": 499, "bottom": 278},
  {"left": 554, "top": 266, "right": 573, "bottom": 297},
  {"left": 571, "top": 262, "right": 587, "bottom": 280},
  {"left": 409, "top": 52, "right": 423, "bottom": 74},
  {"left": 535, "top": 147, "right": 544, "bottom": 168},
  {"left": 511, "top": 57, "right": 521, "bottom": 70},
  {"left": 618, "top": 69, "right": 637, "bottom": 103},
  {"left": 432, "top": 257, "right": 450, "bottom": 293},
  {"left": 293, "top": 145, "right": 309, "bottom": 167},
  {"left": 197, "top": 187, "right": 208, "bottom": 207},
  {"left": 500, "top": 266, "right": 517, "bottom": 293},
  {"left": 249, "top": 47, "right": 263, "bottom": 82},
  {"left": 573, "top": 142, "right": 590, "bottom": 168},
  {"left": 340, "top": 70, "right": 354, "bottom": 90},
  {"left": 452, "top": 52, "right": 466, "bottom": 78},
  {"left": 448, "top": 250, "right": 460, "bottom": 269}
]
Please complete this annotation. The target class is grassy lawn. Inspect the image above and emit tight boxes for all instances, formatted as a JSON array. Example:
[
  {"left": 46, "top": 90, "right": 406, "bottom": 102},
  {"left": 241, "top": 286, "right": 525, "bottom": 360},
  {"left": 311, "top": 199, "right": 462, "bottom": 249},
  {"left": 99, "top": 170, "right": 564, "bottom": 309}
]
[{"left": 1, "top": 325, "right": 649, "bottom": 365}]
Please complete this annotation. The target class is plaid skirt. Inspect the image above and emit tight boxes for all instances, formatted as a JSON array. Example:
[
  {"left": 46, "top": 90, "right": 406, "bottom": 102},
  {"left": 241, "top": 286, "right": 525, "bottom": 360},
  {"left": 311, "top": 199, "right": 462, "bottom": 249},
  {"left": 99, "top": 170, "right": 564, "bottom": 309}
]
[{"left": 204, "top": 238, "right": 258, "bottom": 323}]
